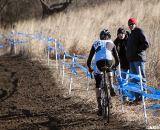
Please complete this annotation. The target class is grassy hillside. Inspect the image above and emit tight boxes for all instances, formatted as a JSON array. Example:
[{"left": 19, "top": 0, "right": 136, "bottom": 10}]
[{"left": 1, "top": 0, "right": 160, "bottom": 87}]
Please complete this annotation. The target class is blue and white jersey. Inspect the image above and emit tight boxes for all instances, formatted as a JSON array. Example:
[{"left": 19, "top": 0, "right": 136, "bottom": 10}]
[
  {"left": 91, "top": 55, "right": 101, "bottom": 74},
  {"left": 93, "top": 40, "right": 115, "bottom": 62}
]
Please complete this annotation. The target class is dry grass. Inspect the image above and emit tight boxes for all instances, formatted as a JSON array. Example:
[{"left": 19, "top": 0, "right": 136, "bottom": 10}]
[{"left": 1, "top": 0, "right": 160, "bottom": 87}]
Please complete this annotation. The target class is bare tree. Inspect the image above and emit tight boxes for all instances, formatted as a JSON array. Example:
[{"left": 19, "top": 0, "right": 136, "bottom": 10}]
[
  {"left": 40, "top": 0, "right": 72, "bottom": 17},
  {"left": 0, "top": 0, "right": 9, "bottom": 15}
]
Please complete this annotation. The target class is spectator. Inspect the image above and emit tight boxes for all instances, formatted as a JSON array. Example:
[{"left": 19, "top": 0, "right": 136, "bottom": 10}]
[
  {"left": 114, "top": 27, "right": 130, "bottom": 79},
  {"left": 114, "top": 27, "right": 130, "bottom": 101},
  {"left": 126, "top": 18, "right": 149, "bottom": 102}
]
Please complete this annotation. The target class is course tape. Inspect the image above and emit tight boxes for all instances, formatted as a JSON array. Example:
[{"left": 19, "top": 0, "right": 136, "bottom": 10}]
[
  {"left": 146, "top": 104, "right": 160, "bottom": 109},
  {"left": 115, "top": 71, "right": 160, "bottom": 109},
  {"left": 1, "top": 31, "right": 160, "bottom": 108},
  {"left": 48, "top": 46, "right": 55, "bottom": 51},
  {"left": 0, "top": 44, "right": 6, "bottom": 48}
]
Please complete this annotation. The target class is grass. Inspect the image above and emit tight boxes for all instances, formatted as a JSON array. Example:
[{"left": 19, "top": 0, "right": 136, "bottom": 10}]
[{"left": 0, "top": 0, "right": 160, "bottom": 87}]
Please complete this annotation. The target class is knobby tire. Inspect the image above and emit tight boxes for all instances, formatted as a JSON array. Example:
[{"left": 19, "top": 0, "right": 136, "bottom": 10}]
[{"left": 102, "top": 71, "right": 110, "bottom": 123}]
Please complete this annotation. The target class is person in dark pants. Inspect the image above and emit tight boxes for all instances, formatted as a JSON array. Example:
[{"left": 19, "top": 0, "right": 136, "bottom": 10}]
[
  {"left": 114, "top": 27, "right": 130, "bottom": 101},
  {"left": 126, "top": 18, "right": 149, "bottom": 102},
  {"left": 87, "top": 29, "right": 119, "bottom": 116}
]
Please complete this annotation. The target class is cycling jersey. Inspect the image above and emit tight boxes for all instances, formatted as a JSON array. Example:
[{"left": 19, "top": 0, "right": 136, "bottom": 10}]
[
  {"left": 93, "top": 40, "right": 115, "bottom": 62},
  {"left": 87, "top": 39, "right": 119, "bottom": 71}
]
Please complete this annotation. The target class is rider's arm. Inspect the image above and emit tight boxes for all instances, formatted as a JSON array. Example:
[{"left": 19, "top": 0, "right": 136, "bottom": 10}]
[
  {"left": 87, "top": 45, "right": 95, "bottom": 70},
  {"left": 112, "top": 46, "right": 120, "bottom": 67}
]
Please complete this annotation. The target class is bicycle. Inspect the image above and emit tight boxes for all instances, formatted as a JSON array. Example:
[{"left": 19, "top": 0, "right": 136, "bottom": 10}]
[
  {"left": 100, "top": 66, "right": 113, "bottom": 123},
  {"left": 90, "top": 66, "right": 113, "bottom": 123}
]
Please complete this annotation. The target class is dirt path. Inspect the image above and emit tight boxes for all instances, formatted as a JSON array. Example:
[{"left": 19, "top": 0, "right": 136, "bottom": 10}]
[{"left": 0, "top": 55, "right": 159, "bottom": 130}]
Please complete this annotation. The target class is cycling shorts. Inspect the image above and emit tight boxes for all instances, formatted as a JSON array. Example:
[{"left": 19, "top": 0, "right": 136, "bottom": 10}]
[{"left": 96, "top": 59, "right": 113, "bottom": 72}]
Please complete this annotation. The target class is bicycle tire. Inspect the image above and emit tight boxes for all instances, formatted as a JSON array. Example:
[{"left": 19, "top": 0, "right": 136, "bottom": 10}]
[
  {"left": 101, "top": 71, "right": 110, "bottom": 123},
  {"left": 103, "top": 85, "right": 110, "bottom": 123},
  {"left": 106, "top": 89, "right": 110, "bottom": 123}
]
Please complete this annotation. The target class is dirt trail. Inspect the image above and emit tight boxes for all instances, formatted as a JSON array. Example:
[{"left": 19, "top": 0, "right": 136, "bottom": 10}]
[{"left": 0, "top": 55, "right": 159, "bottom": 130}]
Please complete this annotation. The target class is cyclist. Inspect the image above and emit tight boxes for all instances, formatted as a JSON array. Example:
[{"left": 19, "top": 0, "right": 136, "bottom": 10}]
[{"left": 87, "top": 29, "right": 119, "bottom": 116}]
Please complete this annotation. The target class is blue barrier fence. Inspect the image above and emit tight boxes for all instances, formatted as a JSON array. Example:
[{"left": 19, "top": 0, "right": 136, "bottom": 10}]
[{"left": 0, "top": 31, "right": 160, "bottom": 111}]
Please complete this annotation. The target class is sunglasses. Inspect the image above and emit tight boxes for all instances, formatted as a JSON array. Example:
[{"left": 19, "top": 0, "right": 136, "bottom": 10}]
[{"left": 128, "top": 23, "right": 134, "bottom": 26}]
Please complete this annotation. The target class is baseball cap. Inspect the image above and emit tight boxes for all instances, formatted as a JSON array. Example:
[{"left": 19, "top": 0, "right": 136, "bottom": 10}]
[{"left": 128, "top": 18, "right": 137, "bottom": 25}]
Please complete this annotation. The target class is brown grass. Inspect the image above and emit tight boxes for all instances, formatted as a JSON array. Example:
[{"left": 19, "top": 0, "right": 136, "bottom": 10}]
[{"left": 1, "top": 0, "right": 160, "bottom": 87}]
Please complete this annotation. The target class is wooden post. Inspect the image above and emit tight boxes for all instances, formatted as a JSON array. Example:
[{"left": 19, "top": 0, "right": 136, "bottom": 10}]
[
  {"left": 69, "top": 54, "right": 75, "bottom": 94},
  {"left": 118, "top": 64, "right": 124, "bottom": 113},
  {"left": 13, "top": 25, "right": 16, "bottom": 55},
  {"left": 47, "top": 47, "right": 50, "bottom": 66},
  {"left": 69, "top": 77, "right": 72, "bottom": 95},
  {"left": 11, "top": 26, "right": 16, "bottom": 55},
  {"left": 139, "top": 66, "right": 148, "bottom": 125},
  {"left": 55, "top": 40, "right": 58, "bottom": 70},
  {"left": 87, "top": 72, "right": 90, "bottom": 91},
  {"left": 62, "top": 53, "right": 65, "bottom": 84}
]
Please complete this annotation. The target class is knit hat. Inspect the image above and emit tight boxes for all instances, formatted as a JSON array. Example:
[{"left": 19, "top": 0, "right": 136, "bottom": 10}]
[
  {"left": 117, "top": 27, "right": 126, "bottom": 34},
  {"left": 128, "top": 18, "right": 137, "bottom": 25}
]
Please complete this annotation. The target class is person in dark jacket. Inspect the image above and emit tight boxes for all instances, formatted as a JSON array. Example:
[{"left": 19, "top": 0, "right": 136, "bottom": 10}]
[
  {"left": 114, "top": 27, "right": 130, "bottom": 101},
  {"left": 126, "top": 18, "right": 149, "bottom": 102},
  {"left": 114, "top": 27, "right": 130, "bottom": 79}
]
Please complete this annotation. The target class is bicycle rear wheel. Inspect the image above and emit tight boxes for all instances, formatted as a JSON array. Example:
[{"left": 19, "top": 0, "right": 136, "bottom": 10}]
[
  {"left": 102, "top": 87, "right": 110, "bottom": 123},
  {"left": 101, "top": 74, "right": 110, "bottom": 123}
]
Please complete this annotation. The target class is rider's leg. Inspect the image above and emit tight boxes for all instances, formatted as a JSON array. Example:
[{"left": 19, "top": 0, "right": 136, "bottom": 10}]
[
  {"left": 95, "top": 74, "right": 102, "bottom": 115},
  {"left": 96, "top": 88, "right": 102, "bottom": 116},
  {"left": 96, "top": 88, "right": 101, "bottom": 108}
]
